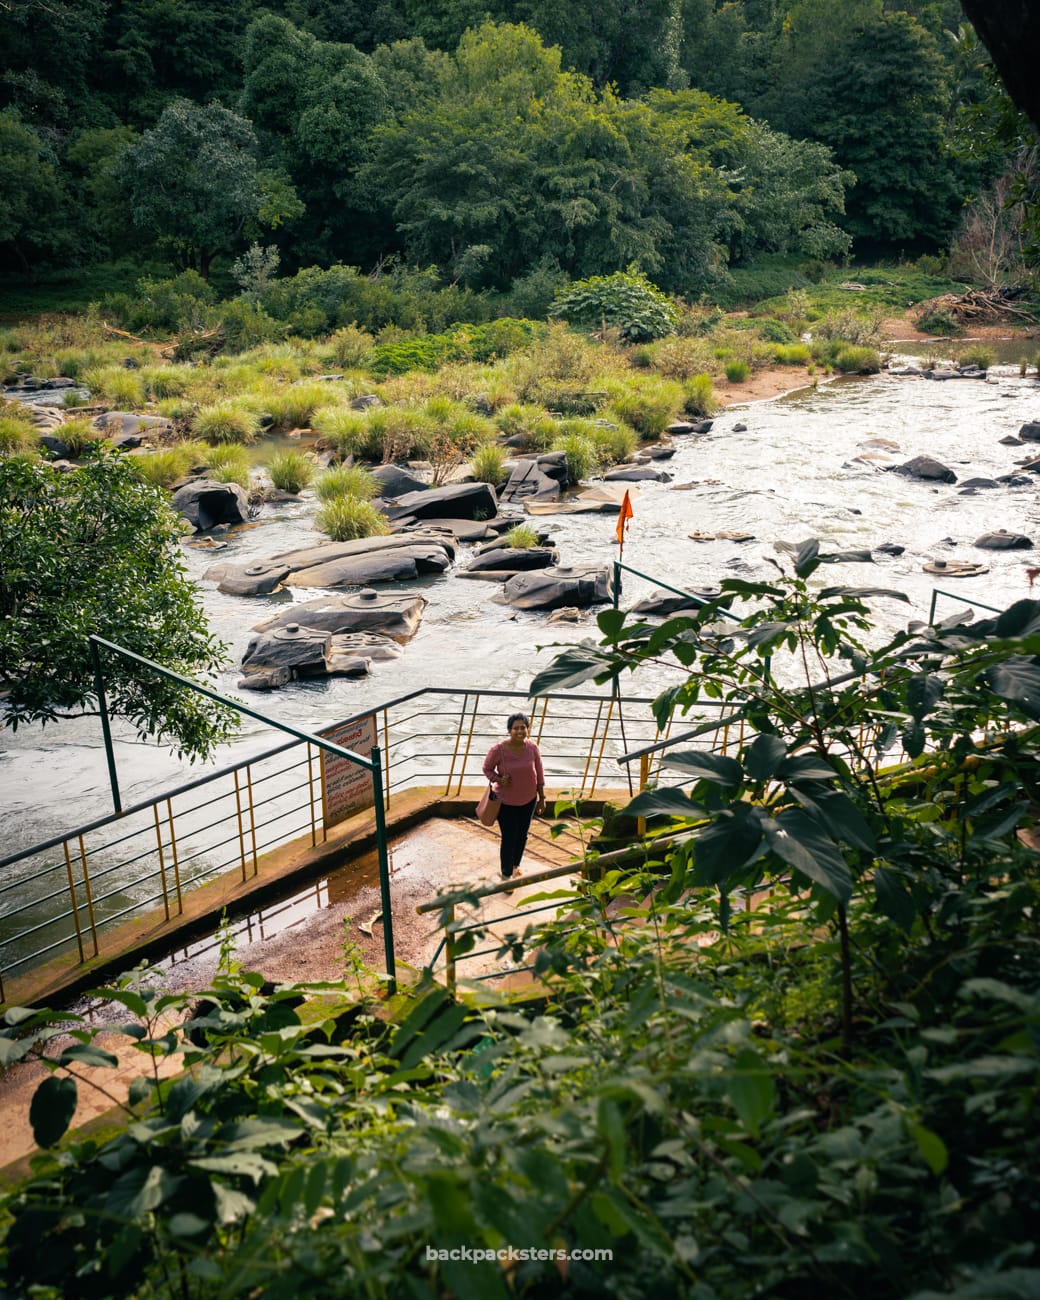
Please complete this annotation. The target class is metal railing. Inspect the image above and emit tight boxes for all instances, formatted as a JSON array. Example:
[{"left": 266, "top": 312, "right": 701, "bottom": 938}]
[
  {"left": 2, "top": 682, "right": 734, "bottom": 997},
  {"left": 929, "top": 587, "right": 1003, "bottom": 626}
]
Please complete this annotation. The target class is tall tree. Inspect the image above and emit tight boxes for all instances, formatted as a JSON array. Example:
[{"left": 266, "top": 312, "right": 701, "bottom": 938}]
[
  {"left": 113, "top": 99, "right": 299, "bottom": 276},
  {"left": 0, "top": 110, "right": 71, "bottom": 274}
]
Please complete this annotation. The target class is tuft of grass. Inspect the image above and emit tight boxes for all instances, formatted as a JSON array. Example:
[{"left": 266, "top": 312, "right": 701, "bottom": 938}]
[
  {"left": 605, "top": 377, "right": 684, "bottom": 438},
  {"left": 958, "top": 344, "right": 996, "bottom": 372},
  {"left": 551, "top": 430, "right": 598, "bottom": 485},
  {"left": 471, "top": 442, "right": 507, "bottom": 485},
  {"left": 192, "top": 400, "right": 262, "bottom": 445},
  {"left": 57, "top": 417, "right": 105, "bottom": 456},
  {"left": 773, "top": 342, "right": 812, "bottom": 365},
  {"left": 724, "top": 358, "right": 751, "bottom": 383},
  {"left": 133, "top": 443, "right": 203, "bottom": 487},
  {"left": 315, "top": 495, "right": 390, "bottom": 541},
  {"left": 265, "top": 380, "right": 337, "bottom": 431},
  {"left": 267, "top": 449, "right": 315, "bottom": 493},
  {"left": 205, "top": 444, "right": 252, "bottom": 487},
  {"left": 0, "top": 413, "right": 35, "bottom": 455},
  {"left": 832, "top": 345, "right": 882, "bottom": 374},
  {"left": 328, "top": 324, "right": 375, "bottom": 369},
  {"left": 81, "top": 365, "right": 146, "bottom": 408},
  {"left": 314, "top": 463, "right": 380, "bottom": 502},
  {"left": 503, "top": 523, "right": 540, "bottom": 549}
]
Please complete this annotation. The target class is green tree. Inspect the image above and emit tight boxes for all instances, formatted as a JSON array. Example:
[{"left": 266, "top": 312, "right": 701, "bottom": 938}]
[
  {"left": 0, "top": 452, "right": 235, "bottom": 760},
  {"left": 0, "top": 110, "right": 70, "bottom": 274},
  {"left": 113, "top": 98, "right": 299, "bottom": 276}
]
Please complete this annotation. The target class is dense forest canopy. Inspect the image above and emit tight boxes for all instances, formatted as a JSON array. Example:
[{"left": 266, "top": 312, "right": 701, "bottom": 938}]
[{"left": 0, "top": 0, "right": 1035, "bottom": 293}]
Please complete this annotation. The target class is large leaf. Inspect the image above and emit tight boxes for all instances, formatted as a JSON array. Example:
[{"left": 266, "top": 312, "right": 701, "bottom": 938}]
[
  {"left": 692, "top": 807, "right": 764, "bottom": 885},
  {"left": 29, "top": 1075, "right": 77, "bottom": 1148},
  {"left": 905, "top": 672, "right": 945, "bottom": 720},
  {"left": 765, "top": 810, "right": 853, "bottom": 904},
  {"left": 810, "top": 790, "right": 876, "bottom": 853},
  {"left": 728, "top": 1047, "right": 776, "bottom": 1137},
  {"left": 819, "top": 586, "right": 911, "bottom": 602},
  {"left": 743, "top": 733, "right": 787, "bottom": 782},
  {"left": 985, "top": 658, "right": 1040, "bottom": 720},
  {"left": 662, "top": 749, "right": 743, "bottom": 788},
  {"left": 625, "top": 787, "right": 704, "bottom": 820},
  {"left": 873, "top": 866, "right": 916, "bottom": 931},
  {"left": 995, "top": 599, "right": 1040, "bottom": 639},
  {"left": 528, "top": 643, "right": 611, "bottom": 695}
]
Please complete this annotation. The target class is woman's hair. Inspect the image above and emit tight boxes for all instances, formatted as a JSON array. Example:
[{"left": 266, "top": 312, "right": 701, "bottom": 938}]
[{"left": 506, "top": 712, "right": 531, "bottom": 730}]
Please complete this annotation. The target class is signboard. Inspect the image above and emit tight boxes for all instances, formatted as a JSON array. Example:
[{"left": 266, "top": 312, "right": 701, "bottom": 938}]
[{"left": 320, "top": 714, "right": 378, "bottom": 829}]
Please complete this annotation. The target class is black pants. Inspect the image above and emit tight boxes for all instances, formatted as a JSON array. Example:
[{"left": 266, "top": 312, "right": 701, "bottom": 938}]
[{"left": 498, "top": 798, "right": 536, "bottom": 877}]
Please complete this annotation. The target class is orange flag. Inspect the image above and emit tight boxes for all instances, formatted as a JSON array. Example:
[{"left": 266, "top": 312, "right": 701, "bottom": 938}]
[{"left": 615, "top": 489, "right": 634, "bottom": 550}]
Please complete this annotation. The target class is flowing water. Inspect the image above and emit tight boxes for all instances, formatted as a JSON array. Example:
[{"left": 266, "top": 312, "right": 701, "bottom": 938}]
[{"left": 3, "top": 366, "right": 1039, "bottom": 856}]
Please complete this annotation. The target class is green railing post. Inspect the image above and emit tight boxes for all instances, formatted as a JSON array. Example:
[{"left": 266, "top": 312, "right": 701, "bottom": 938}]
[
  {"left": 90, "top": 639, "right": 122, "bottom": 816},
  {"left": 613, "top": 560, "right": 621, "bottom": 608},
  {"left": 370, "top": 746, "right": 396, "bottom": 996}
]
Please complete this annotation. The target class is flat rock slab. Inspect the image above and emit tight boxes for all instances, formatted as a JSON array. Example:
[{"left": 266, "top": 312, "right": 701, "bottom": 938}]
[
  {"left": 254, "top": 590, "right": 427, "bottom": 640},
  {"left": 667, "top": 420, "right": 713, "bottom": 435},
  {"left": 494, "top": 565, "right": 612, "bottom": 610},
  {"left": 370, "top": 465, "right": 429, "bottom": 497},
  {"left": 465, "top": 546, "right": 558, "bottom": 573},
  {"left": 688, "top": 531, "right": 755, "bottom": 543},
  {"left": 209, "top": 534, "right": 456, "bottom": 594},
  {"left": 216, "top": 561, "right": 292, "bottom": 596},
  {"left": 603, "top": 466, "right": 673, "bottom": 482},
  {"left": 290, "top": 544, "right": 451, "bottom": 588},
  {"left": 498, "top": 460, "right": 561, "bottom": 505},
  {"left": 923, "top": 560, "right": 989, "bottom": 577},
  {"left": 524, "top": 484, "right": 639, "bottom": 517}
]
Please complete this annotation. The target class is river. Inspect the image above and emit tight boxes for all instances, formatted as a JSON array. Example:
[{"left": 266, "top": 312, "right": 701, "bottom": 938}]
[{"left": 2, "top": 364, "right": 1039, "bottom": 856}]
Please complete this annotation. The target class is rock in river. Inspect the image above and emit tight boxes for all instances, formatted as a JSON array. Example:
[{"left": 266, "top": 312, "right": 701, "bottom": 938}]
[
  {"left": 889, "top": 455, "right": 958, "bottom": 484},
  {"left": 974, "top": 529, "right": 1033, "bottom": 550},
  {"left": 253, "top": 589, "right": 427, "bottom": 640},
  {"left": 172, "top": 479, "right": 251, "bottom": 531},
  {"left": 494, "top": 565, "right": 612, "bottom": 610}
]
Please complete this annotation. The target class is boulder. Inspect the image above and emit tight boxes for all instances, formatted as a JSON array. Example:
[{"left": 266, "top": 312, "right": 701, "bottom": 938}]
[
  {"left": 370, "top": 464, "right": 429, "bottom": 497},
  {"left": 498, "top": 459, "right": 561, "bottom": 505},
  {"left": 495, "top": 565, "right": 612, "bottom": 610},
  {"left": 386, "top": 481, "right": 498, "bottom": 522},
  {"left": 216, "top": 561, "right": 292, "bottom": 596},
  {"left": 326, "top": 632, "right": 403, "bottom": 677},
  {"left": 1019, "top": 421, "right": 1040, "bottom": 442},
  {"left": 889, "top": 456, "right": 958, "bottom": 484},
  {"left": 172, "top": 479, "right": 251, "bottom": 531},
  {"left": 350, "top": 394, "right": 381, "bottom": 410},
  {"left": 974, "top": 529, "right": 1033, "bottom": 550},
  {"left": 465, "top": 546, "right": 558, "bottom": 573},
  {"left": 874, "top": 542, "right": 906, "bottom": 556},
  {"left": 93, "top": 411, "right": 174, "bottom": 438},
  {"left": 631, "top": 588, "right": 721, "bottom": 617},
  {"left": 958, "top": 477, "right": 1001, "bottom": 491},
  {"left": 732, "top": 422, "right": 748, "bottom": 433},
  {"left": 254, "top": 589, "right": 427, "bottom": 640},
  {"left": 667, "top": 419, "right": 713, "bottom": 435},
  {"left": 240, "top": 624, "right": 332, "bottom": 686}
]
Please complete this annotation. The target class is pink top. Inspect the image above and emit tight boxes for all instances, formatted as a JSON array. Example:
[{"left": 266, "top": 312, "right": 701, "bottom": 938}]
[{"left": 483, "top": 741, "right": 544, "bottom": 806}]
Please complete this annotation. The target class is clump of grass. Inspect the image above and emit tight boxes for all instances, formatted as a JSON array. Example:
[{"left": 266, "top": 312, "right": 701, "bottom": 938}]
[
  {"left": 141, "top": 365, "right": 195, "bottom": 399},
  {"left": 773, "top": 342, "right": 812, "bottom": 365},
  {"left": 133, "top": 441, "right": 207, "bottom": 487},
  {"left": 832, "top": 345, "right": 882, "bottom": 374},
  {"left": 0, "top": 412, "right": 35, "bottom": 455},
  {"left": 265, "top": 380, "right": 337, "bottom": 431},
  {"left": 958, "top": 345, "right": 996, "bottom": 372},
  {"left": 590, "top": 422, "right": 637, "bottom": 465},
  {"left": 471, "top": 443, "right": 507, "bottom": 485},
  {"left": 81, "top": 365, "right": 146, "bottom": 408},
  {"left": 268, "top": 449, "right": 315, "bottom": 493},
  {"left": 605, "top": 377, "right": 684, "bottom": 438},
  {"left": 503, "top": 523, "right": 540, "bottom": 549},
  {"left": 192, "top": 400, "right": 262, "bottom": 445},
  {"left": 724, "top": 358, "right": 751, "bottom": 383},
  {"left": 497, "top": 403, "right": 551, "bottom": 443},
  {"left": 551, "top": 429, "right": 598, "bottom": 485},
  {"left": 314, "top": 464, "right": 379, "bottom": 502},
  {"left": 645, "top": 336, "right": 714, "bottom": 381},
  {"left": 312, "top": 406, "right": 371, "bottom": 458},
  {"left": 57, "top": 417, "right": 104, "bottom": 456},
  {"left": 205, "top": 444, "right": 252, "bottom": 487},
  {"left": 684, "top": 373, "right": 717, "bottom": 417},
  {"left": 315, "top": 495, "right": 390, "bottom": 541}
]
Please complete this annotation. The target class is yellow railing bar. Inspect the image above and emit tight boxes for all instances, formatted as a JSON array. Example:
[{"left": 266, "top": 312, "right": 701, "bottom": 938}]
[
  {"left": 153, "top": 805, "right": 170, "bottom": 922},
  {"left": 62, "top": 840, "right": 86, "bottom": 964},
  {"left": 77, "top": 834, "right": 99, "bottom": 958}
]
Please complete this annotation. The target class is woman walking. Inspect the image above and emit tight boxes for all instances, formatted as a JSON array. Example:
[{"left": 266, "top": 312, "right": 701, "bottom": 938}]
[{"left": 482, "top": 712, "right": 546, "bottom": 878}]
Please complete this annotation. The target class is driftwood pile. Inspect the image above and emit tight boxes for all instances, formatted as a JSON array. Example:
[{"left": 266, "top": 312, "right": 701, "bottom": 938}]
[{"left": 918, "top": 286, "right": 1036, "bottom": 325}]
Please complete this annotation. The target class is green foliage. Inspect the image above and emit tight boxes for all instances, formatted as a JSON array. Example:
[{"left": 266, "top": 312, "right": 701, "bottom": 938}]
[
  {"left": 369, "top": 333, "right": 460, "bottom": 377},
  {"left": 606, "top": 376, "right": 684, "bottom": 436},
  {"left": 54, "top": 417, "right": 103, "bottom": 457},
  {"left": 0, "top": 404, "right": 36, "bottom": 455},
  {"left": 314, "top": 494, "right": 390, "bottom": 541},
  {"left": 683, "top": 373, "right": 718, "bottom": 417},
  {"left": 81, "top": 364, "right": 146, "bottom": 407},
  {"left": 551, "top": 270, "right": 680, "bottom": 343},
  {"left": 959, "top": 344, "right": 997, "bottom": 370},
  {"left": 132, "top": 442, "right": 205, "bottom": 488},
  {"left": 267, "top": 449, "right": 315, "bottom": 493},
  {"left": 0, "top": 451, "right": 234, "bottom": 757},
  {"left": 328, "top": 323, "right": 375, "bottom": 369},
  {"left": 724, "top": 357, "right": 751, "bottom": 382},
  {"left": 264, "top": 380, "right": 335, "bottom": 431},
  {"left": 204, "top": 444, "right": 252, "bottom": 487},
  {"left": 773, "top": 342, "right": 813, "bottom": 365},
  {"left": 915, "top": 305, "right": 960, "bottom": 335},
  {"left": 551, "top": 429, "right": 598, "bottom": 485}
]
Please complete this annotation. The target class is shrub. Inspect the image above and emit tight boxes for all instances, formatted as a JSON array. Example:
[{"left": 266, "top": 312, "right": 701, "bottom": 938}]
[
  {"left": 753, "top": 317, "right": 797, "bottom": 343},
  {"left": 314, "top": 464, "right": 379, "bottom": 502},
  {"left": 140, "top": 365, "right": 194, "bottom": 400},
  {"left": 549, "top": 269, "right": 679, "bottom": 342},
  {"left": 503, "top": 523, "right": 540, "bottom": 548},
  {"left": 217, "top": 298, "right": 286, "bottom": 352},
  {"left": 192, "top": 401, "right": 262, "bottom": 445},
  {"left": 958, "top": 344, "right": 996, "bottom": 371},
  {"left": 369, "top": 334, "right": 459, "bottom": 377},
  {"left": 312, "top": 406, "right": 370, "bottom": 458},
  {"left": 267, "top": 450, "right": 315, "bottom": 493},
  {"left": 724, "top": 358, "right": 751, "bottom": 383},
  {"left": 315, "top": 495, "right": 390, "bottom": 541},
  {"left": 459, "top": 317, "right": 543, "bottom": 361},
  {"left": 814, "top": 308, "right": 886, "bottom": 347},
  {"left": 646, "top": 335, "right": 715, "bottom": 381},
  {"left": 470, "top": 443, "right": 507, "bottom": 485},
  {"left": 328, "top": 324, "right": 375, "bottom": 369},
  {"left": 497, "top": 403, "right": 552, "bottom": 442},
  {"left": 913, "top": 306, "right": 959, "bottom": 336},
  {"left": 682, "top": 374, "right": 717, "bottom": 417},
  {"left": 833, "top": 345, "right": 882, "bottom": 374}
]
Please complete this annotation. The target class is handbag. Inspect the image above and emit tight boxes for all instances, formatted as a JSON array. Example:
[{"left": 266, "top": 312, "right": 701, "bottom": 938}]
[{"left": 476, "top": 784, "right": 500, "bottom": 826}]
